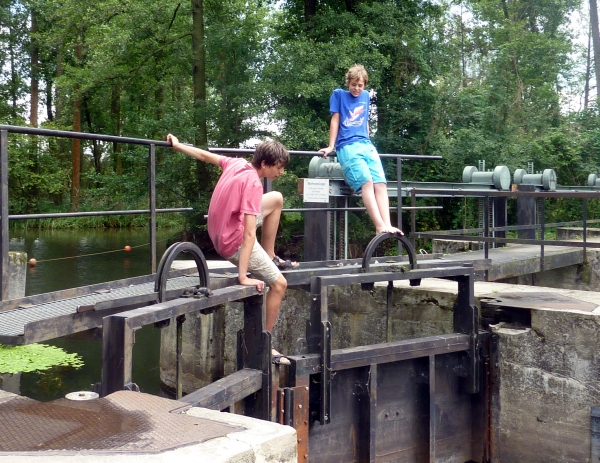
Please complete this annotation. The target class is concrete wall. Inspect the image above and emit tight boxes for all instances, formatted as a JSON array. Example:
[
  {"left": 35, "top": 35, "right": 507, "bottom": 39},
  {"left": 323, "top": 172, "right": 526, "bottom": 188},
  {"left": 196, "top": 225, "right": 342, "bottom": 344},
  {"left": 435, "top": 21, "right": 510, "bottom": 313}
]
[
  {"left": 8, "top": 251, "right": 27, "bottom": 300},
  {"left": 491, "top": 310, "right": 600, "bottom": 463},
  {"left": 0, "top": 390, "right": 297, "bottom": 463},
  {"left": 433, "top": 238, "right": 480, "bottom": 254},
  {"left": 498, "top": 249, "right": 600, "bottom": 291}
]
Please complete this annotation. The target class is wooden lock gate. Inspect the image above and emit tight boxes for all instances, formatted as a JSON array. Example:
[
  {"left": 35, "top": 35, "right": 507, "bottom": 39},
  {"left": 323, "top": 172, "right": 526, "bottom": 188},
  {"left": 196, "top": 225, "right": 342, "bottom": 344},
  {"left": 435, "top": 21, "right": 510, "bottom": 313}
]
[{"left": 99, "top": 235, "right": 488, "bottom": 462}]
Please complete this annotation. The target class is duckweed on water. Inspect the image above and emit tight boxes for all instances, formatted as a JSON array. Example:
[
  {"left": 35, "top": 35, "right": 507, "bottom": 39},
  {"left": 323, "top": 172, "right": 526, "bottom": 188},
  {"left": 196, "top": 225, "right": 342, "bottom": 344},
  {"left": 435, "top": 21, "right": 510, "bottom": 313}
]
[{"left": 0, "top": 344, "right": 84, "bottom": 374}]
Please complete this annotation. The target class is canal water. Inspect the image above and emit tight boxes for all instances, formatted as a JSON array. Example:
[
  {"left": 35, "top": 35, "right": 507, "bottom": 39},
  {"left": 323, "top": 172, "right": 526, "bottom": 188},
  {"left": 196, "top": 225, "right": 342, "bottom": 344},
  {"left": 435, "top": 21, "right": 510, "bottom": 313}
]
[{"left": 5, "top": 227, "right": 184, "bottom": 401}]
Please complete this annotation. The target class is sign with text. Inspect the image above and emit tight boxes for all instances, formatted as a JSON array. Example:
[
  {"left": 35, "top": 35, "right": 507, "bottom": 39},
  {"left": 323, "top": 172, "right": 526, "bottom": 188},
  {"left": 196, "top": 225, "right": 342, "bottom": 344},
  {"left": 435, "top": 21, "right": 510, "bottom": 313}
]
[{"left": 303, "top": 179, "right": 330, "bottom": 203}]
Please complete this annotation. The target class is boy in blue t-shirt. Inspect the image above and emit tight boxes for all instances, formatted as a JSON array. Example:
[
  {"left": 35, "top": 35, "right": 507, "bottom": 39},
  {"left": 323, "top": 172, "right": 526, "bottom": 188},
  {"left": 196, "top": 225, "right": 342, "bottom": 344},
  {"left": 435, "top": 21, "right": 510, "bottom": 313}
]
[{"left": 319, "top": 64, "right": 403, "bottom": 235}]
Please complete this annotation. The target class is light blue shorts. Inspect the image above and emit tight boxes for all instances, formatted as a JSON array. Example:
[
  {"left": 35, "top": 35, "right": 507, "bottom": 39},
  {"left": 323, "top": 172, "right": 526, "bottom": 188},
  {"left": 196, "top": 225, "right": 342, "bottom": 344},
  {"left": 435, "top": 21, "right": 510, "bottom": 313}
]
[{"left": 336, "top": 141, "right": 387, "bottom": 193}]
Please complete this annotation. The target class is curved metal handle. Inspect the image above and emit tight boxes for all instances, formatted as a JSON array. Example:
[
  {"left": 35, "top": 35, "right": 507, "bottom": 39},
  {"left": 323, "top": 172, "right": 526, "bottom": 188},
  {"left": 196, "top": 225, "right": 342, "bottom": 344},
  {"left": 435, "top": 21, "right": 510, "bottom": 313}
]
[
  {"left": 154, "top": 242, "right": 210, "bottom": 303},
  {"left": 361, "top": 233, "right": 420, "bottom": 288}
]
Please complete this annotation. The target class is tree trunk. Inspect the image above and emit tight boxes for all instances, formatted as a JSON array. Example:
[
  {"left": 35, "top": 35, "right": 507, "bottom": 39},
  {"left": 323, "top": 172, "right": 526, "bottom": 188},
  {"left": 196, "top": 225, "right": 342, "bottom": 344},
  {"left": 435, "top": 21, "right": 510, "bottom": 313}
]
[
  {"left": 590, "top": 0, "right": 600, "bottom": 101},
  {"left": 29, "top": 8, "right": 40, "bottom": 203},
  {"left": 191, "top": 0, "right": 212, "bottom": 196},
  {"left": 111, "top": 86, "right": 122, "bottom": 175},
  {"left": 71, "top": 37, "right": 83, "bottom": 211},
  {"left": 55, "top": 46, "right": 64, "bottom": 121},
  {"left": 45, "top": 76, "right": 53, "bottom": 121},
  {"left": 304, "top": 0, "right": 317, "bottom": 22},
  {"left": 191, "top": 0, "right": 207, "bottom": 148},
  {"left": 8, "top": 26, "right": 18, "bottom": 118},
  {"left": 585, "top": 22, "right": 592, "bottom": 109},
  {"left": 30, "top": 10, "right": 38, "bottom": 128}
]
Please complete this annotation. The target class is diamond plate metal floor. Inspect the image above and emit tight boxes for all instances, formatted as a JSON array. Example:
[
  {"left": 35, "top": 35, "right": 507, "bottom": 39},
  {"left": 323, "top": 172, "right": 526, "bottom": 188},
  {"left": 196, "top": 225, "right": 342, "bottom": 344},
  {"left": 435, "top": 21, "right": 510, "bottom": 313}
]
[
  {"left": 0, "top": 391, "right": 242, "bottom": 454},
  {"left": 0, "top": 276, "right": 195, "bottom": 338}
]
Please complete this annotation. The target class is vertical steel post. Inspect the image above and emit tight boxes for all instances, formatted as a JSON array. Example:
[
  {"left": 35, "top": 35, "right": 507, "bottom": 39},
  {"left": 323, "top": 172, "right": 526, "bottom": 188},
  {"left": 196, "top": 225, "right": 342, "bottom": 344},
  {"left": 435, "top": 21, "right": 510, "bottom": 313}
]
[
  {"left": 308, "top": 276, "right": 331, "bottom": 424},
  {"left": 344, "top": 197, "right": 349, "bottom": 260},
  {"left": 540, "top": 197, "right": 545, "bottom": 272},
  {"left": 386, "top": 280, "right": 393, "bottom": 343},
  {"left": 397, "top": 157, "right": 402, "bottom": 238},
  {"left": 0, "top": 130, "right": 8, "bottom": 301},
  {"left": 411, "top": 189, "right": 416, "bottom": 250},
  {"left": 149, "top": 144, "right": 157, "bottom": 273},
  {"left": 484, "top": 195, "right": 490, "bottom": 262},
  {"left": 583, "top": 198, "right": 588, "bottom": 262},
  {"left": 176, "top": 314, "right": 185, "bottom": 399}
]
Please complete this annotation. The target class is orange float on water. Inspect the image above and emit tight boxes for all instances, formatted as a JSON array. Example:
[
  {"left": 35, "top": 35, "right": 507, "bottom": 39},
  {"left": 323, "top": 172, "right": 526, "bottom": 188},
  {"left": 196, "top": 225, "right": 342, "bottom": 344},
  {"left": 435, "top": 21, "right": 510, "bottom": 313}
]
[
  {"left": 28, "top": 258, "right": 37, "bottom": 267},
  {"left": 124, "top": 245, "right": 132, "bottom": 252}
]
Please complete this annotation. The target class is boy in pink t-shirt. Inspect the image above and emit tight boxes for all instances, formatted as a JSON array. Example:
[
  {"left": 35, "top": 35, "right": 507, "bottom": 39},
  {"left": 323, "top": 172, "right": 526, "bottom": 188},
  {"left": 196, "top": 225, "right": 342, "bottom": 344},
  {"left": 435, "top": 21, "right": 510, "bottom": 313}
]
[{"left": 167, "top": 134, "right": 297, "bottom": 364}]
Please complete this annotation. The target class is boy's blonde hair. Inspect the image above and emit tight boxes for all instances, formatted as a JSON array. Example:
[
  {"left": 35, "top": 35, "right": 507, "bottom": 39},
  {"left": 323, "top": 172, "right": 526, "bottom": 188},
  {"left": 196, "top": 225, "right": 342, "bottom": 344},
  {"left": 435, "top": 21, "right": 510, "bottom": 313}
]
[{"left": 345, "top": 64, "right": 368, "bottom": 86}]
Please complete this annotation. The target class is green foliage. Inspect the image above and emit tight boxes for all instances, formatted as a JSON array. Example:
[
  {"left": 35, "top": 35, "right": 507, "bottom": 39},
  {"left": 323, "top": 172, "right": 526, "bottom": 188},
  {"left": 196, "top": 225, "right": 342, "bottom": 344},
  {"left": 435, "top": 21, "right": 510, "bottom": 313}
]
[
  {"left": 0, "top": 343, "right": 84, "bottom": 374},
  {"left": 1, "top": 0, "right": 598, "bottom": 248}
]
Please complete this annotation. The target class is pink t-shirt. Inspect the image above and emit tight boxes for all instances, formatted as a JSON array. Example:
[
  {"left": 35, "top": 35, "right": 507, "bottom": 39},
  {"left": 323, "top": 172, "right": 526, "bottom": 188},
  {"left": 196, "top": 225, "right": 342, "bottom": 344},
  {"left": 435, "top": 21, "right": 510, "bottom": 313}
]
[{"left": 208, "top": 157, "right": 263, "bottom": 258}]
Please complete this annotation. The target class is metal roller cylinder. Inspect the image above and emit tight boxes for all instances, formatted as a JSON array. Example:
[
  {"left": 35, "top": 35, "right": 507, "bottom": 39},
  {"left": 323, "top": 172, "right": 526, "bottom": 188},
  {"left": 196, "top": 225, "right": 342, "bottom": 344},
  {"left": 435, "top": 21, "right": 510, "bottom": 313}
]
[
  {"left": 462, "top": 165, "right": 511, "bottom": 190},
  {"left": 513, "top": 168, "right": 557, "bottom": 191},
  {"left": 588, "top": 174, "right": 600, "bottom": 187},
  {"left": 308, "top": 156, "right": 344, "bottom": 178}
]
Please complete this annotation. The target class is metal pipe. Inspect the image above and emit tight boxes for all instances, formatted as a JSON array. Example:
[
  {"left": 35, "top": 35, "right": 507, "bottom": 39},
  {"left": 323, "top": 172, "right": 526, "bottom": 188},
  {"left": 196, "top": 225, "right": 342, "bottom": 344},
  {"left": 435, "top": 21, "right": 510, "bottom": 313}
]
[
  {"left": 8, "top": 208, "right": 192, "bottom": 220},
  {"left": 0, "top": 124, "right": 172, "bottom": 146},
  {"left": 584, "top": 198, "right": 588, "bottom": 262},
  {"left": 344, "top": 197, "right": 348, "bottom": 260},
  {"left": 287, "top": 206, "right": 442, "bottom": 213},
  {"left": 1, "top": 130, "right": 8, "bottom": 301},
  {"left": 149, "top": 144, "right": 157, "bottom": 273},
  {"left": 540, "top": 198, "right": 545, "bottom": 271}
]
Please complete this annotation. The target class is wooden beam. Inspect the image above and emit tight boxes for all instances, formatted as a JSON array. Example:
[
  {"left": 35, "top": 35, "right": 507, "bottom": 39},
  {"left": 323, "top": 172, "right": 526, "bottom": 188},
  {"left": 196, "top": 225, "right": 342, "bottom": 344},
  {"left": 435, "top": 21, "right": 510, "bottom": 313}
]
[{"left": 178, "top": 368, "right": 263, "bottom": 410}]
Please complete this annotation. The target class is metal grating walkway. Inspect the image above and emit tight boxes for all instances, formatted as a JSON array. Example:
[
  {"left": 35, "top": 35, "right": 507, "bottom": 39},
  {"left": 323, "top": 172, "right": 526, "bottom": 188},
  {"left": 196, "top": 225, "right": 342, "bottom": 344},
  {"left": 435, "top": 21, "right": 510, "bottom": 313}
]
[
  {"left": 0, "top": 390, "right": 242, "bottom": 454},
  {"left": 0, "top": 272, "right": 214, "bottom": 344}
]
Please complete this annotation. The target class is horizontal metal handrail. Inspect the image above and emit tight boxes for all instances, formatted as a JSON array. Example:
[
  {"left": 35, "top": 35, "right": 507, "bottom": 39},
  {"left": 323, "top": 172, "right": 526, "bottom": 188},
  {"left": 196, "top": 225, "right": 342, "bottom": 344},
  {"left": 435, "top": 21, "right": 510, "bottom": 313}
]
[
  {"left": 8, "top": 208, "right": 193, "bottom": 221},
  {"left": 416, "top": 219, "right": 600, "bottom": 236},
  {"left": 0, "top": 124, "right": 171, "bottom": 146},
  {"left": 410, "top": 187, "right": 600, "bottom": 199}
]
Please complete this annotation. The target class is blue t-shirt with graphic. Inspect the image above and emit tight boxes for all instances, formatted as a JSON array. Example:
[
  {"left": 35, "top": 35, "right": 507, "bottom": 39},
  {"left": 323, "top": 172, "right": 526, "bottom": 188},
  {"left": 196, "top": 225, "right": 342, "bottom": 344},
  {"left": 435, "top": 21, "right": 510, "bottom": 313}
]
[{"left": 329, "top": 88, "right": 370, "bottom": 150}]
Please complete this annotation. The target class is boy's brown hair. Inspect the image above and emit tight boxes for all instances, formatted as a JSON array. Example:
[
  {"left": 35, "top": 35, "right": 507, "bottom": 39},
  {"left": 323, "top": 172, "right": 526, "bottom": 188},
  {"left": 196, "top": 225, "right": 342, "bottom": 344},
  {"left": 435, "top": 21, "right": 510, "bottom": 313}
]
[
  {"left": 345, "top": 64, "right": 369, "bottom": 87},
  {"left": 251, "top": 141, "right": 290, "bottom": 168}
]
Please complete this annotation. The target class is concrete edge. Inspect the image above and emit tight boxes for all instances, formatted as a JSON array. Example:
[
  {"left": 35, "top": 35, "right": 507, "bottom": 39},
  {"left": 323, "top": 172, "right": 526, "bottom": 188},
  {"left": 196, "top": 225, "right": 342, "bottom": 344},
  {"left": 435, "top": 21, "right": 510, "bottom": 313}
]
[{"left": 0, "top": 401, "right": 297, "bottom": 463}]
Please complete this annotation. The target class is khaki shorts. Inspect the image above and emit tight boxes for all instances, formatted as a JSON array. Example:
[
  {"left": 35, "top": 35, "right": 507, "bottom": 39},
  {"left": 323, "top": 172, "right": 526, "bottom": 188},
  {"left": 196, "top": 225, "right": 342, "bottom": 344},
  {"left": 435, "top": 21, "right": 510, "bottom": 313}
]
[{"left": 226, "top": 212, "right": 281, "bottom": 285}]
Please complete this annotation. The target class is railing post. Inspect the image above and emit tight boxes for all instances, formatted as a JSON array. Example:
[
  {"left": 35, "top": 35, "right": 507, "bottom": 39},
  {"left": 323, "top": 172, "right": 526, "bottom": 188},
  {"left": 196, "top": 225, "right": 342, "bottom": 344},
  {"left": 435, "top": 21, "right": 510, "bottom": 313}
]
[
  {"left": 411, "top": 188, "right": 416, "bottom": 251},
  {"left": 540, "top": 196, "right": 545, "bottom": 271},
  {"left": 149, "top": 144, "right": 157, "bottom": 273},
  {"left": 583, "top": 198, "right": 588, "bottom": 262},
  {"left": 397, "top": 157, "right": 402, "bottom": 236},
  {"left": 484, "top": 194, "right": 489, "bottom": 261},
  {"left": 0, "top": 130, "right": 8, "bottom": 301}
]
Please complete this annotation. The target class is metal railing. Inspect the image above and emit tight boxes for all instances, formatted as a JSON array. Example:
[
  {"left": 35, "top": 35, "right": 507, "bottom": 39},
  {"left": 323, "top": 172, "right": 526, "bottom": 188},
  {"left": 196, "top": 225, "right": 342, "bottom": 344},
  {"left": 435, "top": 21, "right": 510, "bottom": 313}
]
[
  {"left": 410, "top": 188, "right": 600, "bottom": 276},
  {"left": 0, "top": 124, "right": 442, "bottom": 300},
  {"left": 0, "top": 125, "right": 191, "bottom": 300}
]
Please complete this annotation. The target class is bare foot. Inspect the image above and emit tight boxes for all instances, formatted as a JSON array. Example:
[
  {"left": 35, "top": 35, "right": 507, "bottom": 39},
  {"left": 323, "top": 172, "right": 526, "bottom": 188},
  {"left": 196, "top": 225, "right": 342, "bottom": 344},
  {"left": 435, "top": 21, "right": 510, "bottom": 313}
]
[
  {"left": 376, "top": 226, "right": 404, "bottom": 235},
  {"left": 271, "top": 348, "right": 291, "bottom": 365}
]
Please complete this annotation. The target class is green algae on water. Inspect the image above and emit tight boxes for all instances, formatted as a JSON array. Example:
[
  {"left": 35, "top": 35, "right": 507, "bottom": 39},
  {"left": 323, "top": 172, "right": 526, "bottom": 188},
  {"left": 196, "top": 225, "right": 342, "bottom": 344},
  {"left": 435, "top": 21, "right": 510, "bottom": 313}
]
[{"left": 0, "top": 344, "right": 84, "bottom": 374}]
